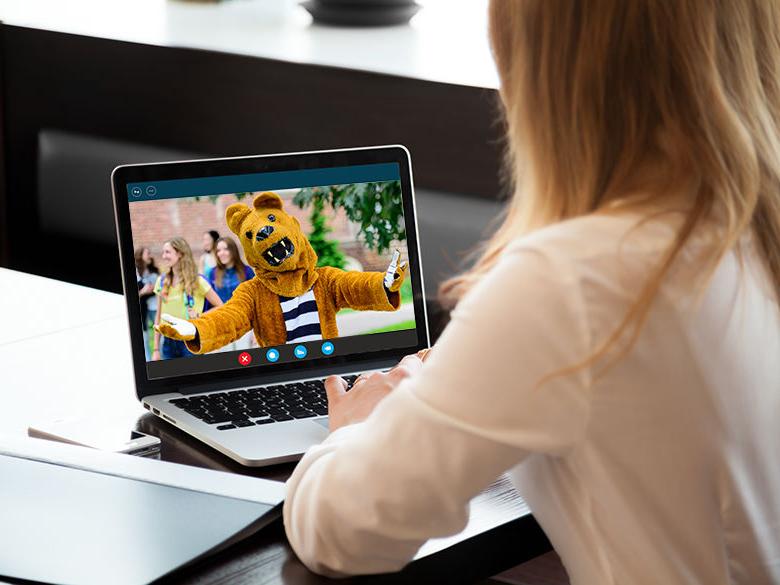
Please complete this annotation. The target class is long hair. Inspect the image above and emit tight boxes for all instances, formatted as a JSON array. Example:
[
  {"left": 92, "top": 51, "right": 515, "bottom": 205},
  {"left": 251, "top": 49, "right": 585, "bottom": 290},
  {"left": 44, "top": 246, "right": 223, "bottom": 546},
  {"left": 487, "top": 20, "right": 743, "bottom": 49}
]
[
  {"left": 161, "top": 237, "right": 199, "bottom": 299},
  {"left": 134, "top": 247, "right": 158, "bottom": 276},
  {"left": 213, "top": 236, "right": 249, "bottom": 289},
  {"left": 134, "top": 247, "right": 146, "bottom": 275},
  {"left": 441, "top": 0, "right": 780, "bottom": 374}
]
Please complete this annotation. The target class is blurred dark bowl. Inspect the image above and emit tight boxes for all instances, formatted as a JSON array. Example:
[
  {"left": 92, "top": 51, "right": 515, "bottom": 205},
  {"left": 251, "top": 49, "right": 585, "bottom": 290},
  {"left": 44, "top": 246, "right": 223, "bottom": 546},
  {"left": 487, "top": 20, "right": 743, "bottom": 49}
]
[{"left": 302, "top": 0, "right": 421, "bottom": 27}]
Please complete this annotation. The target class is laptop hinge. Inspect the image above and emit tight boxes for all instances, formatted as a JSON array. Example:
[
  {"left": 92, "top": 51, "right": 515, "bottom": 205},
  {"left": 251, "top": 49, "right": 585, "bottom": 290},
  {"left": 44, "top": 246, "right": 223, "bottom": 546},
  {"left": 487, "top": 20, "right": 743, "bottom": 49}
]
[{"left": 175, "top": 357, "right": 400, "bottom": 396}]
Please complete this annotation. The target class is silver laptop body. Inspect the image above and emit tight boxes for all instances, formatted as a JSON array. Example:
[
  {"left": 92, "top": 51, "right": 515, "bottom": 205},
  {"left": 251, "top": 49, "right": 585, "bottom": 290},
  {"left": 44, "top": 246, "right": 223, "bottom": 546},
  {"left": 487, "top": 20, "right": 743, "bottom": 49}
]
[{"left": 112, "top": 146, "right": 429, "bottom": 466}]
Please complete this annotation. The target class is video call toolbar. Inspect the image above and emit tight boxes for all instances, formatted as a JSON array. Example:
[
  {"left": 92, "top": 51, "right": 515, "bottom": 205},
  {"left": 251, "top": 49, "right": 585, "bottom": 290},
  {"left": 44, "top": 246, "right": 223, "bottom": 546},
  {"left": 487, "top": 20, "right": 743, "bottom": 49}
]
[{"left": 145, "top": 330, "right": 418, "bottom": 380}]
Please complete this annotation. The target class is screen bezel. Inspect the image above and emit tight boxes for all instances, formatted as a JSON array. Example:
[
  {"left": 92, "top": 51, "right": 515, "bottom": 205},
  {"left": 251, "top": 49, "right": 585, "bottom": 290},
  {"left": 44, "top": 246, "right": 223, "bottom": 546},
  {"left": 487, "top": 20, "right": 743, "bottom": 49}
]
[{"left": 112, "top": 145, "right": 429, "bottom": 400}]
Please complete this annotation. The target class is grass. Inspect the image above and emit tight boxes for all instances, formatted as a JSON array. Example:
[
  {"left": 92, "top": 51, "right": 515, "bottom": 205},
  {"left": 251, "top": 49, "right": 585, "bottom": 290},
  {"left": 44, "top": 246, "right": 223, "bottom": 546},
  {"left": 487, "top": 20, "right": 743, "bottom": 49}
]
[
  {"left": 399, "top": 278, "right": 413, "bottom": 303},
  {"left": 364, "top": 319, "right": 416, "bottom": 334}
]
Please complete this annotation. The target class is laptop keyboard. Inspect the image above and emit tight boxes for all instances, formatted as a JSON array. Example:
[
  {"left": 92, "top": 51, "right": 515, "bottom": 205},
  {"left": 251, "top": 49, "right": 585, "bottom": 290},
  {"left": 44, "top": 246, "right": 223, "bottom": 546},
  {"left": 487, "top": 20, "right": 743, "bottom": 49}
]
[{"left": 166, "top": 375, "right": 359, "bottom": 431}]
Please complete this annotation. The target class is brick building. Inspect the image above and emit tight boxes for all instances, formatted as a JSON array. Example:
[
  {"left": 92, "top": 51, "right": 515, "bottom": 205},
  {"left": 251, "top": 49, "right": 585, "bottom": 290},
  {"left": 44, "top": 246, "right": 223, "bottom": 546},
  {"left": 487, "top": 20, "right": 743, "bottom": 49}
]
[{"left": 130, "top": 189, "right": 409, "bottom": 274}]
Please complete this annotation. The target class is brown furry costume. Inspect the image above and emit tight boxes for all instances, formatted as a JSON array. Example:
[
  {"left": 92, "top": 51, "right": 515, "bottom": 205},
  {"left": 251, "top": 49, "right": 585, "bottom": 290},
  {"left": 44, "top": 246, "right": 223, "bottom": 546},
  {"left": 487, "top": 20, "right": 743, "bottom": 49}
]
[{"left": 157, "top": 191, "right": 407, "bottom": 353}]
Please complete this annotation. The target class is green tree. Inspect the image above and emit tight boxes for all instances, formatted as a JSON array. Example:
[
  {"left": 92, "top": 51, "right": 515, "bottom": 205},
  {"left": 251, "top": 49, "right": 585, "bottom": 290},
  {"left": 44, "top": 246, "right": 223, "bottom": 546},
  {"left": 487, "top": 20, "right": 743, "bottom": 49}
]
[
  {"left": 193, "top": 192, "right": 250, "bottom": 204},
  {"left": 294, "top": 181, "right": 405, "bottom": 255},
  {"left": 308, "top": 197, "right": 347, "bottom": 269}
]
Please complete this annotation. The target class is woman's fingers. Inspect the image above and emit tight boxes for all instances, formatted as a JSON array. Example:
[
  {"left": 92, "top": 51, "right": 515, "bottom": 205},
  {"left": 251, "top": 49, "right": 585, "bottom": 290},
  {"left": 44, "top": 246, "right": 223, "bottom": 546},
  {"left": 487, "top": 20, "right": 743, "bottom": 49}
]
[
  {"left": 416, "top": 347, "right": 432, "bottom": 362},
  {"left": 325, "top": 375, "right": 348, "bottom": 402},
  {"left": 384, "top": 355, "right": 421, "bottom": 385}
]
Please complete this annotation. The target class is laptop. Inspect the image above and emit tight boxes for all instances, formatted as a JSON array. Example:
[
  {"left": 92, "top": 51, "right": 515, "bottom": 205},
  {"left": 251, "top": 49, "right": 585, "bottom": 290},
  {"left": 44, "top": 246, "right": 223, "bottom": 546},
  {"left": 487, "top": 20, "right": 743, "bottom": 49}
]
[{"left": 111, "top": 145, "right": 429, "bottom": 466}]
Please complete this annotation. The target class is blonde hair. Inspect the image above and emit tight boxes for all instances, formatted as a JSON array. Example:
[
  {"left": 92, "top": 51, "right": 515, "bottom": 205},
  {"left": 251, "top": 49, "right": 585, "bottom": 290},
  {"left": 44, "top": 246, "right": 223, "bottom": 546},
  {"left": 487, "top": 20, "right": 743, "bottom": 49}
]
[
  {"left": 161, "top": 237, "right": 199, "bottom": 299},
  {"left": 441, "top": 0, "right": 780, "bottom": 373}
]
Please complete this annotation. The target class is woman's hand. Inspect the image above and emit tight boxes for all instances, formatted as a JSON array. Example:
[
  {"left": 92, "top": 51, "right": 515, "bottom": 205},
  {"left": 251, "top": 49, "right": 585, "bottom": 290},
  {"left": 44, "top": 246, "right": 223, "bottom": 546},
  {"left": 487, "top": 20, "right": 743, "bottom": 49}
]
[{"left": 324, "top": 352, "right": 428, "bottom": 433}]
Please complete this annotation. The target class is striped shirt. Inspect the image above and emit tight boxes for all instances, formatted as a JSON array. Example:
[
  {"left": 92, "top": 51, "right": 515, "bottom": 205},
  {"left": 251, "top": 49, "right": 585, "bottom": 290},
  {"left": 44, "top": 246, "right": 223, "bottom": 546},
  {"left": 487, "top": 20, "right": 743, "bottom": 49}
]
[{"left": 279, "top": 288, "right": 322, "bottom": 343}]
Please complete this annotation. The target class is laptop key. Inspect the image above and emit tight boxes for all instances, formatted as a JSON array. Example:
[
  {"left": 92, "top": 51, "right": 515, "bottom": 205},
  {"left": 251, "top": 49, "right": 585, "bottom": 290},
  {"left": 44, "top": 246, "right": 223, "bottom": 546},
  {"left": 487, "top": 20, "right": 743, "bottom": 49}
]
[
  {"left": 312, "top": 407, "right": 329, "bottom": 415},
  {"left": 254, "top": 418, "right": 274, "bottom": 425},
  {"left": 271, "top": 414, "right": 294, "bottom": 422},
  {"left": 206, "top": 414, "right": 234, "bottom": 424},
  {"left": 217, "top": 424, "right": 236, "bottom": 430},
  {"left": 289, "top": 410, "right": 316, "bottom": 419},
  {"left": 233, "top": 420, "right": 255, "bottom": 427}
]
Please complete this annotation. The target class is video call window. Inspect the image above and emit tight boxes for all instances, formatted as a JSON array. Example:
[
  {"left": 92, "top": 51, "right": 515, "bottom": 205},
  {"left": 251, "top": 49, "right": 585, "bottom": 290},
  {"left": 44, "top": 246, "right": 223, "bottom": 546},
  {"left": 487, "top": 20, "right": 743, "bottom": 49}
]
[{"left": 131, "top": 171, "right": 416, "bottom": 378}]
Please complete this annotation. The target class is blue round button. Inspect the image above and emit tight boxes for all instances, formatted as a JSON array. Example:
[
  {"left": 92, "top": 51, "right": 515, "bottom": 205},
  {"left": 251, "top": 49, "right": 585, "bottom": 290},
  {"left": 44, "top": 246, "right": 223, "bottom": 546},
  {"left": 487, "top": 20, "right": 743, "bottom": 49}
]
[
  {"left": 265, "top": 348, "right": 280, "bottom": 362},
  {"left": 321, "top": 341, "right": 334, "bottom": 355},
  {"left": 293, "top": 345, "right": 308, "bottom": 359}
]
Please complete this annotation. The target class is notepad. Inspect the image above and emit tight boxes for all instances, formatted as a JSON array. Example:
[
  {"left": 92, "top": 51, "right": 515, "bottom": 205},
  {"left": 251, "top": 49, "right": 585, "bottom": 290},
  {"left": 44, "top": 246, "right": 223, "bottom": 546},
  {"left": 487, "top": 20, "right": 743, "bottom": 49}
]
[
  {"left": 414, "top": 474, "right": 531, "bottom": 559},
  {"left": 0, "top": 437, "right": 285, "bottom": 585}
]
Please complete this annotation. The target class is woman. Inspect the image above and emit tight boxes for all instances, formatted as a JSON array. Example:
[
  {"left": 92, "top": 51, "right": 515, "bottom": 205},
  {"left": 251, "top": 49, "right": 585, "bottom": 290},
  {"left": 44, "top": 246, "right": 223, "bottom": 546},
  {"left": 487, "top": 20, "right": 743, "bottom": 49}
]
[
  {"left": 152, "top": 237, "right": 223, "bottom": 361},
  {"left": 198, "top": 230, "right": 220, "bottom": 275},
  {"left": 284, "top": 1, "right": 780, "bottom": 583},
  {"left": 206, "top": 236, "right": 255, "bottom": 303},
  {"left": 206, "top": 236, "right": 255, "bottom": 351},
  {"left": 135, "top": 247, "right": 159, "bottom": 360}
]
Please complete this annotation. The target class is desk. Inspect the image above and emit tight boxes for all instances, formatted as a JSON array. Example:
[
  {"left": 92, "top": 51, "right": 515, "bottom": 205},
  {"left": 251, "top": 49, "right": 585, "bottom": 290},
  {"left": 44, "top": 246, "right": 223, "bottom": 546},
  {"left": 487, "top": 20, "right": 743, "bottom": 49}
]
[{"left": 0, "top": 268, "right": 562, "bottom": 584}]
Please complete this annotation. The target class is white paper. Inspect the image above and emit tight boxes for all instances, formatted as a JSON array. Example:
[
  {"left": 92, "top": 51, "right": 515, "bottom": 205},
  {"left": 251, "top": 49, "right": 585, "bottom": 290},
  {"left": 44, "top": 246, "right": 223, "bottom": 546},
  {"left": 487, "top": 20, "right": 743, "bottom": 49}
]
[
  {"left": 414, "top": 474, "right": 531, "bottom": 559},
  {"left": 0, "top": 435, "right": 285, "bottom": 505}
]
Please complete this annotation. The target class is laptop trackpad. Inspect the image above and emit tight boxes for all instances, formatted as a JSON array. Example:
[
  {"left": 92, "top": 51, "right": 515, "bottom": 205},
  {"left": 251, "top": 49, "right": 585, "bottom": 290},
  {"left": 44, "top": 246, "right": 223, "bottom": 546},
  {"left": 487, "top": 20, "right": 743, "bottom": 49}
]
[{"left": 313, "top": 417, "right": 329, "bottom": 430}]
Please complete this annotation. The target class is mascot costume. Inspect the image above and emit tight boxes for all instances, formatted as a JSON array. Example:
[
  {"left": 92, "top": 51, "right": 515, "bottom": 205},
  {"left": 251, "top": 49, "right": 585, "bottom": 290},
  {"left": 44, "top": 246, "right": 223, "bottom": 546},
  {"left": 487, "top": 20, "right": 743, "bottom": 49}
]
[{"left": 156, "top": 191, "right": 408, "bottom": 354}]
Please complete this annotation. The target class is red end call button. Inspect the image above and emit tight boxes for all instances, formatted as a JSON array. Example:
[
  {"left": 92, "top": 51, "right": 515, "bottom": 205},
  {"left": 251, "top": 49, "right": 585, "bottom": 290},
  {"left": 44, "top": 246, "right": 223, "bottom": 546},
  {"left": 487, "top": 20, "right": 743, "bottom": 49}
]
[{"left": 238, "top": 352, "right": 252, "bottom": 366}]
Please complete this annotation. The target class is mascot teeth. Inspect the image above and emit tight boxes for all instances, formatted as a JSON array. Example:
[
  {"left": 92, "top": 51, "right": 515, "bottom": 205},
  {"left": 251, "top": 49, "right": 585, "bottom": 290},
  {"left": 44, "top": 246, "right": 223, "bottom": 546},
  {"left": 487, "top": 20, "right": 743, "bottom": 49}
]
[{"left": 263, "top": 237, "right": 295, "bottom": 267}]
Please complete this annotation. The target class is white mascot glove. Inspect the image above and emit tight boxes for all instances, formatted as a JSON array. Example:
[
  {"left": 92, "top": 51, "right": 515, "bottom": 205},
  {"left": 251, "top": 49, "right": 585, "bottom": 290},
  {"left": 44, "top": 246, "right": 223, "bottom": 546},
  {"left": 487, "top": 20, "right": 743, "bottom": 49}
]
[
  {"left": 156, "top": 313, "right": 197, "bottom": 341},
  {"left": 383, "top": 249, "right": 408, "bottom": 292}
]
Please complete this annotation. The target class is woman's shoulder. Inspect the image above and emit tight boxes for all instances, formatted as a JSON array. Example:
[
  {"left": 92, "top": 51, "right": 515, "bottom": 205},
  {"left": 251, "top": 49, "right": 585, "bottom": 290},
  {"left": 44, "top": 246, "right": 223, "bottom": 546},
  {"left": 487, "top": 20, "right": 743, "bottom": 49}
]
[
  {"left": 197, "top": 274, "right": 212, "bottom": 292},
  {"left": 509, "top": 210, "right": 681, "bottom": 264}
]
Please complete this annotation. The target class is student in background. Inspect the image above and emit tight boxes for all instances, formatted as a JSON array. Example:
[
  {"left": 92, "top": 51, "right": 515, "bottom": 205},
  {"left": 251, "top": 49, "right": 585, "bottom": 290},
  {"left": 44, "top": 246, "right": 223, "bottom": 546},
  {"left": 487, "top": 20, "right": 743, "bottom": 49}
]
[
  {"left": 206, "top": 236, "right": 255, "bottom": 352},
  {"left": 135, "top": 247, "right": 159, "bottom": 360},
  {"left": 284, "top": 1, "right": 780, "bottom": 583},
  {"left": 198, "top": 230, "right": 219, "bottom": 275},
  {"left": 207, "top": 236, "right": 254, "bottom": 303},
  {"left": 152, "top": 237, "right": 223, "bottom": 361}
]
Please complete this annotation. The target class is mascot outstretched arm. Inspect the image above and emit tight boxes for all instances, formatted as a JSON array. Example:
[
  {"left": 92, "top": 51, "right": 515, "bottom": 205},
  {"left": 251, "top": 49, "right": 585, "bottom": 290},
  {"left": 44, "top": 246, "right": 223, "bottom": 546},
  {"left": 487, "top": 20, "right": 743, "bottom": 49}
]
[{"left": 157, "top": 191, "right": 407, "bottom": 354}]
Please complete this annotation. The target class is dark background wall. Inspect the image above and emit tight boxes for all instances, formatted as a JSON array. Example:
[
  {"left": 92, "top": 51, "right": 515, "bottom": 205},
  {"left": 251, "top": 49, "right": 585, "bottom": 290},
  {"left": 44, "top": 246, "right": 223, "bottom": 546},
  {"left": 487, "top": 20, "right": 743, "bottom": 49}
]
[{"left": 0, "top": 24, "right": 508, "bottom": 337}]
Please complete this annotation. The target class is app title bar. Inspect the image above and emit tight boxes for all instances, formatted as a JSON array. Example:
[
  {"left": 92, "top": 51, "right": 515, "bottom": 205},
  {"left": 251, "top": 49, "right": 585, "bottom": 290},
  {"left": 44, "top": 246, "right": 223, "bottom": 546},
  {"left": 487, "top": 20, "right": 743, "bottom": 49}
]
[{"left": 127, "top": 163, "right": 401, "bottom": 201}]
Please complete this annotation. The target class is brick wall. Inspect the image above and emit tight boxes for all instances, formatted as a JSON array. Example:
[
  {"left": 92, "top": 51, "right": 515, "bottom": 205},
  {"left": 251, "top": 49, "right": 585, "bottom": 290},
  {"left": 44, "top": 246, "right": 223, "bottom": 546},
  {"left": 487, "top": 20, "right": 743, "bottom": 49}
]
[{"left": 130, "top": 190, "right": 409, "bottom": 274}]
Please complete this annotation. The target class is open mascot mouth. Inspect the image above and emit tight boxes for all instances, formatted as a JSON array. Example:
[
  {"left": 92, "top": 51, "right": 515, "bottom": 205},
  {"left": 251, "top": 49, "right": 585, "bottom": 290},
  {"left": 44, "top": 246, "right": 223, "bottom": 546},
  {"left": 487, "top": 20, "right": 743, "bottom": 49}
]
[{"left": 263, "top": 237, "right": 295, "bottom": 267}]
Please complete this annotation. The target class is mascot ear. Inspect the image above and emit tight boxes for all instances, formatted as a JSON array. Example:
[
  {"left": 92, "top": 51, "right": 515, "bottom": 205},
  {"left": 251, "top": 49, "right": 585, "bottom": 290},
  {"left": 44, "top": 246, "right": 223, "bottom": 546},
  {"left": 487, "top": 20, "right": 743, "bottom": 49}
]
[
  {"left": 226, "top": 203, "right": 252, "bottom": 235},
  {"left": 253, "top": 192, "right": 284, "bottom": 210}
]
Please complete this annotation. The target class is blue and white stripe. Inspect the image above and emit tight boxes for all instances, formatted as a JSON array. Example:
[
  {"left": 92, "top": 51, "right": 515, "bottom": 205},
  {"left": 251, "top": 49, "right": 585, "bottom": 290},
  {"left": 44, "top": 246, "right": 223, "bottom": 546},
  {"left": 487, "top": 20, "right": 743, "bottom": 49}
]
[{"left": 279, "top": 288, "right": 322, "bottom": 343}]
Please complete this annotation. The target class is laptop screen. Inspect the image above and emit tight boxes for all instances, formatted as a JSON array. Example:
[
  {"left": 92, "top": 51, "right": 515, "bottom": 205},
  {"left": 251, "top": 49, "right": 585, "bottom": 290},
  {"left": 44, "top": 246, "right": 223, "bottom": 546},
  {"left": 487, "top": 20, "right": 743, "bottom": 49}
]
[{"left": 126, "top": 160, "right": 422, "bottom": 381}]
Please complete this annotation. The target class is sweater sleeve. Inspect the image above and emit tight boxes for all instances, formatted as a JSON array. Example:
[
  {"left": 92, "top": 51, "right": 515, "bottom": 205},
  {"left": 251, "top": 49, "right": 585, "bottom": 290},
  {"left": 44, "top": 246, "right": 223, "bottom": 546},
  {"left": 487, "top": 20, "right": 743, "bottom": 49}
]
[{"left": 283, "top": 244, "right": 593, "bottom": 576}]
